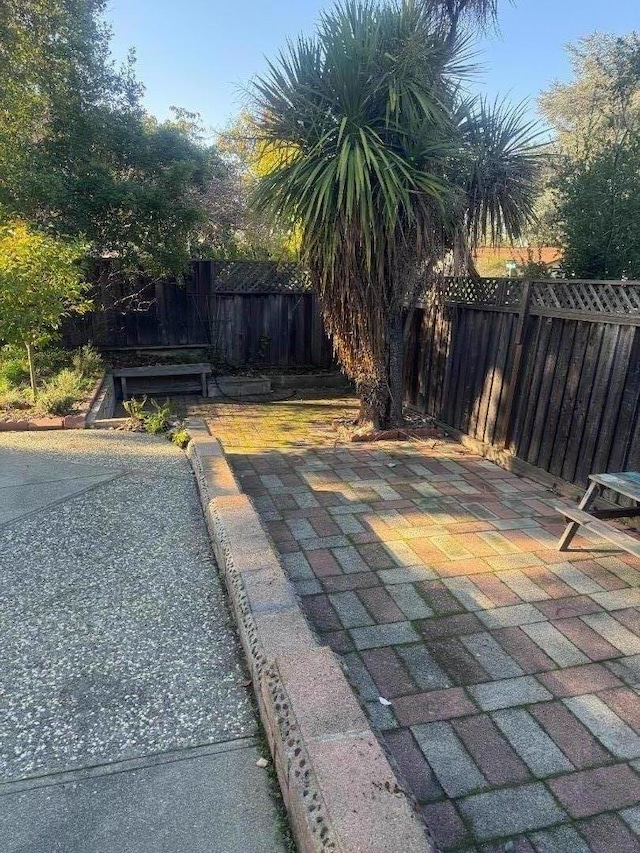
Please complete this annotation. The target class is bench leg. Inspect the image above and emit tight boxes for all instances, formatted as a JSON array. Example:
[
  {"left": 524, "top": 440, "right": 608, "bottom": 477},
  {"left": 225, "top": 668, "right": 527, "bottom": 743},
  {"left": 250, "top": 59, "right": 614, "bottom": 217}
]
[
  {"left": 201, "top": 372, "right": 207, "bottom": 398},
  {"left": 121, "top": 376, "right": 128, "bottom": 401},
  {"left": 558, "top": 481, "right": 600, "bottom": 551}
]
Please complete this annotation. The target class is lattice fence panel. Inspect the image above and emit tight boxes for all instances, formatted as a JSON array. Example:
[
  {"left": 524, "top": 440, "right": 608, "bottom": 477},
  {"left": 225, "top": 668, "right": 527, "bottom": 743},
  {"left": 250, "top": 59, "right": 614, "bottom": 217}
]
[
  {"left": 208, "top": 261, "right": 312, "bottom": 293},
  {"left": 204, "top": 262, "right": 640, "bottom": 314},
  {"left": 419, "top": 277, "right": 640, "bottom": 316},
  {"left": 531, "top": 281, "right": 640, "bottom": 315},
  {"left": 419, "top": 277, "right": 522, "bottom": 307}
]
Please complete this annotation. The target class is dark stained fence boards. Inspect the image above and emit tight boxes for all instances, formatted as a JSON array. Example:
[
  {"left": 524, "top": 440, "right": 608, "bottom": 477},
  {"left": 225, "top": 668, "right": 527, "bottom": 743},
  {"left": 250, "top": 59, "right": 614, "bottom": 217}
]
[
  {"left": 66, "top": 265, "right": 639, "bottom": 496},
  {"left": 62, "top": 260, "right": 333, "bottom": 369},
  {"left": 404, "top": 279, "right": 640, "bottom": 493}
]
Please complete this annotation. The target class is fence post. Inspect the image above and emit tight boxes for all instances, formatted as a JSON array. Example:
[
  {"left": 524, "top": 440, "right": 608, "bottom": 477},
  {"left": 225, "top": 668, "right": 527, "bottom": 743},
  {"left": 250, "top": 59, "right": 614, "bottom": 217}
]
[{"left": 497, "top": 280, "right": 532, "bottom": 450}]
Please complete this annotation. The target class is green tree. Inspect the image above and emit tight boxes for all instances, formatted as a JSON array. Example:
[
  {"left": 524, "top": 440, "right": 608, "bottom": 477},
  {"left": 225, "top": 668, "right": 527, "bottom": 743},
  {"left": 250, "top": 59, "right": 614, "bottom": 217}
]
[
  {"left": 539, "top": 33, "right": 640, "bottom": 278},
  {"left": 215, "top": 112, "right": 301, "bottom": 258},
  {"left": 0, "top": 222, "right": 90, "bottom": 396},
  {"left": 252, "top": 0, "right": 540, "bottom": 427},
  {"left": 0, "top": 1, "right": 216, "bottom": 277}
]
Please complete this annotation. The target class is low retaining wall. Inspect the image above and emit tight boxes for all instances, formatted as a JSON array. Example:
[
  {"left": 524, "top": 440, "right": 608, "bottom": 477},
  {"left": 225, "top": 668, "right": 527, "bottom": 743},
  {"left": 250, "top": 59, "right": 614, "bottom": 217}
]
[
  {"left": 207, "top": 373, "right": 350, "bottom": 399},
  {"left": 185, "top": 420, "right": 435, "bottom": 853},
  {"left": 86, "top": 374, "right": 116, "bottom": 425}
]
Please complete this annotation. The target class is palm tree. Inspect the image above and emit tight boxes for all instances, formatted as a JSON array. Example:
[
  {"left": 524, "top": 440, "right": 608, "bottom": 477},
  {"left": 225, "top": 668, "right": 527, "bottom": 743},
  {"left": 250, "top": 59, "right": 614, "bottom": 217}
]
[{"left": 252, "top": 0, "right": 539, "bottom": 428}]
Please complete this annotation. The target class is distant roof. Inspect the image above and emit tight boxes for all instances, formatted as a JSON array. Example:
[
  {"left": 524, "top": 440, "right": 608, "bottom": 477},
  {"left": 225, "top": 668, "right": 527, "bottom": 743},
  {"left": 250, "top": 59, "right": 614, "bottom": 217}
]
[{"left": 474, "top": 246, "right": 563, "bottom": 265}]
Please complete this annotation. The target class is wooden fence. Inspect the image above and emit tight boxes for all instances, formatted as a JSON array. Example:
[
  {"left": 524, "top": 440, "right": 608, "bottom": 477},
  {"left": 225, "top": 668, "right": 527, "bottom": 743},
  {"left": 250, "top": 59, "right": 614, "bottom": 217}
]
[
  {"left": 404, "top": 277, "right": 640, "bottom": 491},
  {"left": 65, "top": 261, "right": 639, "bottom": 494},
  {"left": 63, "top": 260, "right": 333, "bottom": 368}
]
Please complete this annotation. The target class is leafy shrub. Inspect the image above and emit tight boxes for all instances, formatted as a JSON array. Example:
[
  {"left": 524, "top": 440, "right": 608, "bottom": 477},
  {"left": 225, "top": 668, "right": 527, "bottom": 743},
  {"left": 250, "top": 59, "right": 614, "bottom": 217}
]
[
  {"left": 143, "top": 398, "right": 173, "bottom": 434},
  {"left": 36, "top": 346, "right": 71, "bottom": 379},
  {"left": 123, "top": 396, "right": 147, "bottom": 428},
  {"left": 170, "top": 428, "right": 191, "bottom": 449},
  {"left": 0, "top": 352, "right": 29, "bottom": 386},
  {"left": 123, "top": 396, "right": 173, "bottom": 434},
  {"left": 0, "top": 379, "right": 30, "bottom": 411},
  {"left": 71, "top": 344, "right": 103, "bottom": 378},
  {"left": 34, "top": 368, "right": 86, "bottom": 415}
]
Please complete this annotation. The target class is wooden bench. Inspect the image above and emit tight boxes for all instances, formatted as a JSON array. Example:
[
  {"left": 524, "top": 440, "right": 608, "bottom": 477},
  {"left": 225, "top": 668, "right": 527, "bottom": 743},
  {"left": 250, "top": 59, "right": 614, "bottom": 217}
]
[
  {"left": 112, "top": 363, "right": 211, "bottom": 400},
  {"left": 555, "top": 472, "right": 640, "bottom": 559}
]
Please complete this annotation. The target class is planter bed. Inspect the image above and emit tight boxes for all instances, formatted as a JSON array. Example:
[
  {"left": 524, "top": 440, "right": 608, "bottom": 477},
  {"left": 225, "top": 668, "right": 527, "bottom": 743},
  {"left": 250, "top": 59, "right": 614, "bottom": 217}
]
[{"left": 0, "top": 374, "right": 108, "bottom": 432}]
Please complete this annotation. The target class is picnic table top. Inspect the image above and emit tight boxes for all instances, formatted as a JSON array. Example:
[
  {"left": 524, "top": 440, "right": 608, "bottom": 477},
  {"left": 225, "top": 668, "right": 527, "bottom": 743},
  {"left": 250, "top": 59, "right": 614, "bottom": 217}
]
[
  {"left": 112, "top": 363, "right": 212, "bottom": 377},
  {"left": 590, "top": 472, "right": 640, "bottom": 503}
]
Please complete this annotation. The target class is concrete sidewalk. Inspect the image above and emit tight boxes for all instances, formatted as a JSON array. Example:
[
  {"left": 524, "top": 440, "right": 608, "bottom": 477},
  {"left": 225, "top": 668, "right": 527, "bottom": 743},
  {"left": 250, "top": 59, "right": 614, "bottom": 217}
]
[{"left": 0, "top": 431, "right": 290, "bottom": 853}]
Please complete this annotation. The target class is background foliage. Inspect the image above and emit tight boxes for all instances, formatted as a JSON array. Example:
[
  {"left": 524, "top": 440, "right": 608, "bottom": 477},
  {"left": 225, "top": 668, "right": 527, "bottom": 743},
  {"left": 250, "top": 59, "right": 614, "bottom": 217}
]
[
  {"left": 0, "top": 0, "right": 249, "bottom": 276},
  {"left": 539, "top": 33, "right": 640, "bottom": 279}
]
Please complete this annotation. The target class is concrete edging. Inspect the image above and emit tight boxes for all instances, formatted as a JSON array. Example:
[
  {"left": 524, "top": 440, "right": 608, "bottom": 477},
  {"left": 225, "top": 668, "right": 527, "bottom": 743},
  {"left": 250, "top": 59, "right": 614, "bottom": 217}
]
[{"left": 184, "top": 418, "right": 435, "bottom": 853}]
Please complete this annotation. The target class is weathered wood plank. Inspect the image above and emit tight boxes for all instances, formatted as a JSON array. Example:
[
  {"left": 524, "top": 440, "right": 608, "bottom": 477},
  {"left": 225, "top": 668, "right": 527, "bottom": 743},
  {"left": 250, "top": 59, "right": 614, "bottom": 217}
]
[
  {"left": 113, "top": 364, "right": 211, "bottom": 377},
  {"left": 554, "top": 502, "right": 640, "bottom": 558},
  {"left": 517, "top": 316, "right": 554, "bottom": 460},
  {"left": 527, "top": 318, "right": 565, "bottom": 467},
  {"left": 575, "top": 324, "right": 620, "bottom": 486},
  {"left": 560, "top": 323, "right": 606, "bottom": 484},
  {"left": 590, "top": 472, "right": 640, "bottom": 503},
  {"left": 591, "top": 324, "right": 636, "bottom": 479},
  {"left": 548, "top": 321, "right": 591, "bottom": 477},
  {"left": 536, "top": 320, "right": 578, "bottom": 472},
  {"left": 607, "top": 328, "right": 640, "bottom": 474},
  {"left": 484, "top": 312, "right": 514, "bottom": 447},
  {"left": 476, "top": 310, "right": 503, "bottom": 445}
]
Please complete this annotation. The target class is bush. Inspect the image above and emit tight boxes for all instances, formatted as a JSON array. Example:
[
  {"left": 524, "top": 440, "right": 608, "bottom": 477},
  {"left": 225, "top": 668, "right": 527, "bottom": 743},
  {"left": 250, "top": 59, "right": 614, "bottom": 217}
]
[
  {"left": 123, "top": 396, "right": 173, "bottom": 434},
  {"left": 0, "top": 379, "right": 30, "bottom": 411},
  {"left": 36, "top": 346, "right": 71, "bottom": 379},
  {"left": 34, "top": 368, "right": 87, "bottom": 415},
  {"left": 71, "top": 344, "right": 103, "bottom": 378},
  {"left": 171, "top": 428, "right": 191, "bottom": 449},
  {"left": 0, "top": 351, "right": 30, "bottom": 386},
  {"left": 143, "top": 398, "right": 173, "bottom": 434}
]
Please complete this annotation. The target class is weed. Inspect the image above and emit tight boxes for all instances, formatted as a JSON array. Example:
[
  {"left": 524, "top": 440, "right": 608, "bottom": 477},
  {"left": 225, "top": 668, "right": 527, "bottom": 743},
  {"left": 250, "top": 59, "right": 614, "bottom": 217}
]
[
  {"left": 0, "top": 343, "right": 102, "bottom": 416},
  {"left": 34, "top": 368, "right": 88, "bottom": 415},
  {"left": 0, "top": 380, "right": 30, "bottom": 411},
  {"left": 71, "top": 344, "right": 103, "bottom": 378},
  {"left": 170, "top": 427, "right": 191, "bottom": 449},
  {"left": 143, "top": 398, "right": 173, "bottom": 434},
  {"left": 123, "top": 396, "right": 173, "bottom": 434},
  {"left": 123, "top": 395, "right": 147, "bottom": 426}
]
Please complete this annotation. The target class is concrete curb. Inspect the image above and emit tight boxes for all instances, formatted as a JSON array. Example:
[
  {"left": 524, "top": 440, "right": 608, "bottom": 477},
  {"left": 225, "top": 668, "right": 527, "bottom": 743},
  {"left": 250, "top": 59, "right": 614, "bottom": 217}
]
[{"left": 185, "top": 418, "right": 436, "bottom": 853}]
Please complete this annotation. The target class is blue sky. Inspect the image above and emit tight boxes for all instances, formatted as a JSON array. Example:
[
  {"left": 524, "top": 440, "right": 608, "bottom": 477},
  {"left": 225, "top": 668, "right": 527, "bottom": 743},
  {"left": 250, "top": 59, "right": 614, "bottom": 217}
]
[{"left": 107, "top": 0, "right": 639, "bottom": 137}]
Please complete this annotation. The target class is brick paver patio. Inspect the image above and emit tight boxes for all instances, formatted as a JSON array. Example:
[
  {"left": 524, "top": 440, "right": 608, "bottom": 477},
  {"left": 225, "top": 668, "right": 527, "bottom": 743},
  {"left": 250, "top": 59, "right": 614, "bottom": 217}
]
[{"left": 182, "top": 392, "right": 640, "bottom": 852}]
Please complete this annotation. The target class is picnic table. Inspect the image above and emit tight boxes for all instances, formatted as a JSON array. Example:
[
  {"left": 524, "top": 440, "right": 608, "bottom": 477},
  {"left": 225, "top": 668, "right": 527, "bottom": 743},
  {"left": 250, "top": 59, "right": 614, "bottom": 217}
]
[
  {"left": 555, "top": 472, "right": 640, "bottom": 558},
  {"left": 112, "top": 363, "right": 211, "bottom": 400}
]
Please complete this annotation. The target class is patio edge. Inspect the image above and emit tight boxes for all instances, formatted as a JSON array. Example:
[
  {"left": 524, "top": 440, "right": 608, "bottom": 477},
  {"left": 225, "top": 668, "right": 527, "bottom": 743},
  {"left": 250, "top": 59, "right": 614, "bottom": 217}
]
[{"left": 185, "top": 419, "right": 436, "bottom": 853}]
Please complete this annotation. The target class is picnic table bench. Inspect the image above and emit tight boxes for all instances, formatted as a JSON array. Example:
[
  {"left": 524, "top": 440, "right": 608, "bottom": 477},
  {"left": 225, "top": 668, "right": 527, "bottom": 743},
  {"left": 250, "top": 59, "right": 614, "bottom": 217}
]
[
  {"left": 555, "top": 472, "right": 640, "bottom": 558},
  {"left": 112, "top": 363, "right": 211, "bottom": 400}
]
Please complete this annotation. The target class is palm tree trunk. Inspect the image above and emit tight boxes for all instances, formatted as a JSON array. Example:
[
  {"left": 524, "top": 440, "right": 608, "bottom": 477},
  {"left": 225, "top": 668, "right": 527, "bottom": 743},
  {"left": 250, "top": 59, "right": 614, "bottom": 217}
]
[{"left": 387, "top": 312, "right": 405, "bottom": 427}]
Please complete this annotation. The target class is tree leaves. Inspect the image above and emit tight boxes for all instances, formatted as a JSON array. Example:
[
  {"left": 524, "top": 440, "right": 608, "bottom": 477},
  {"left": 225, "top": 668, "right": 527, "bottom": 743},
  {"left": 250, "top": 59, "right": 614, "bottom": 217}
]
[
  {"left": 0, "top": 1, "right": 215, "bottom": 278},
  {"left": 539, "top": 33, "right": 640, "bottom": 278},
  {"left": 0, "top": 222, "right": 90, "bottom": 347}
]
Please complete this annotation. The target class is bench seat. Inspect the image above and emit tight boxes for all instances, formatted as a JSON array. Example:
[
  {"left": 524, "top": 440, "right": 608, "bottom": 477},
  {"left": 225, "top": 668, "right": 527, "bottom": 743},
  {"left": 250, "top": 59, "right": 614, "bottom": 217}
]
[
  {"left": 554, "top": 502, "right": 640, "bottom": 558},
  {"left": 112, "top": 363, "right": 211, "bottom": 399}
]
